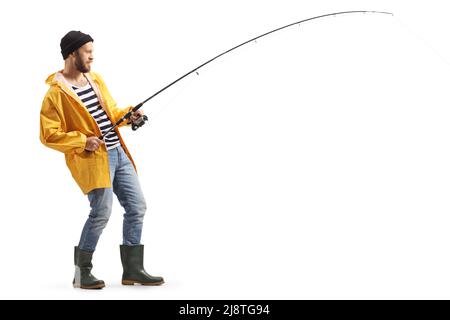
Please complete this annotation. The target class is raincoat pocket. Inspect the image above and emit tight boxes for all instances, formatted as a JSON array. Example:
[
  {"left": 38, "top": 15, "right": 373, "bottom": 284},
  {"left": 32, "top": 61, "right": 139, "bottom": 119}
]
[{"left": 65, "top": 150, "right": 110, "bottom": 193}]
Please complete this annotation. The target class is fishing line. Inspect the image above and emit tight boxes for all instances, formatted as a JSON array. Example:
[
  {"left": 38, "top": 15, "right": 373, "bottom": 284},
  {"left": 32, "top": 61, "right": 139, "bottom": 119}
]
[
  {"left": 392, "top": 14, "right": 450, "bottom": 70},
  {"left": 146, "top": 71, "right": 198, "bottom": 124}
]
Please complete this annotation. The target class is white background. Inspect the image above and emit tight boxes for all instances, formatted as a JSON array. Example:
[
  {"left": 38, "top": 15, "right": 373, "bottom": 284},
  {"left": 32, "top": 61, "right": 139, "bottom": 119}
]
[{"left": 1, "top": 0, "right": 450, "bottom": 299}]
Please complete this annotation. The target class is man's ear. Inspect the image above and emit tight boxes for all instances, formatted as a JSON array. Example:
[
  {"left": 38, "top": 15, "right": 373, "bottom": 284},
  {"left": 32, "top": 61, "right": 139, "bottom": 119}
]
[{"left": 69, "top": 50, "right": 78, "bottom": 59}]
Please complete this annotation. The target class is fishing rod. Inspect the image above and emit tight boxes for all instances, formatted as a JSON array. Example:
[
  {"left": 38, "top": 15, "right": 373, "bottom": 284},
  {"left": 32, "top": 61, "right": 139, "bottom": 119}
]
[{"left": 99, "top": 10, "right": 393, "bottom": 140}]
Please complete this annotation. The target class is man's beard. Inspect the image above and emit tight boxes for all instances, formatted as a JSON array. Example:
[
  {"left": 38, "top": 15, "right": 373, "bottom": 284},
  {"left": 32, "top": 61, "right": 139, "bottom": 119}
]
[{"left": 74, "top": 52, "right": 90, "bottom": 73}]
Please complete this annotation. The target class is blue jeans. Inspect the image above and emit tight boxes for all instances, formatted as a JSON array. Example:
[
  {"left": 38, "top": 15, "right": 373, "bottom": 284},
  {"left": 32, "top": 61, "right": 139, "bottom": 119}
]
[{"left": 78, "top": 145, "right": 146, "bottom": 252}]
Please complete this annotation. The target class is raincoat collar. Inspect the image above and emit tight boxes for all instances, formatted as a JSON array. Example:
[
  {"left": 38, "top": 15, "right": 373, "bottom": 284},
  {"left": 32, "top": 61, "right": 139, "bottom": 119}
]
[
  {"left": 45, "top": 70, "right": 100, "bottom": 86},
  {"left": 45, "top": 71, "right": 104, "bottom": 110}
]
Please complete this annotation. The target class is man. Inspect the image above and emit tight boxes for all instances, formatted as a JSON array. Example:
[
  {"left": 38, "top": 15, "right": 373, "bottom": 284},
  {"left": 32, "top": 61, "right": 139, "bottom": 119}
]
[{"left": 40, "top": 30, "right": 164, "bottom": 289}]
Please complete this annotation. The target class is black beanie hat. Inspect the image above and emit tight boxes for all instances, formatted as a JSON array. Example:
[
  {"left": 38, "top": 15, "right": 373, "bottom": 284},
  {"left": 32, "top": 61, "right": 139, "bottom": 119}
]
[{"left": 60, "top": 30, "right": 94, "bottom": 60}]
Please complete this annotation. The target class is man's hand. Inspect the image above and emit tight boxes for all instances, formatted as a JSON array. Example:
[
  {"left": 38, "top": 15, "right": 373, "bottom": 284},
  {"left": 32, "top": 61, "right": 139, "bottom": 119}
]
[
  {"left": 130, "top": 109, "right": 145, "bottom": 122},
  {"left": 85, "top": 136, "right": 104, "bottom": 152}
]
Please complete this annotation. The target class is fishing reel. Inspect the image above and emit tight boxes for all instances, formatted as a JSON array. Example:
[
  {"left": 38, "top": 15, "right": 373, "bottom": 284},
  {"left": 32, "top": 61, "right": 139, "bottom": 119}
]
[{"left": 130, "top": 115, "right": 149, "bottom": 131}]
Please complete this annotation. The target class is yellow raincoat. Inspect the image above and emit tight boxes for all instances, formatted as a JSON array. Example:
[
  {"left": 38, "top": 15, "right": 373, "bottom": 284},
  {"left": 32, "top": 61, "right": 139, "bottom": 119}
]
[{"left": 40, "top": 71, "right": 136, "bottom": 194}]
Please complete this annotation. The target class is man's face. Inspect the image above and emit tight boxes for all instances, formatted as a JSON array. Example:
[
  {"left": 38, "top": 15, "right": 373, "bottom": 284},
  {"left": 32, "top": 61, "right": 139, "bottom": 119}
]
[{"left": 73, "top": 42, "right": 94, "bottom": 73}]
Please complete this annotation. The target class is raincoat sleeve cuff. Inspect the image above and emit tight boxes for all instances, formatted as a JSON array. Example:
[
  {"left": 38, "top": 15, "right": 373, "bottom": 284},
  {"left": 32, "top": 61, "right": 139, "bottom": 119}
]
[
  {"left": 119, "top": 106, "right": 134, "bottom": 128},
  {"left": 75, "top": 134, "right": 87, "bottom": 154}
]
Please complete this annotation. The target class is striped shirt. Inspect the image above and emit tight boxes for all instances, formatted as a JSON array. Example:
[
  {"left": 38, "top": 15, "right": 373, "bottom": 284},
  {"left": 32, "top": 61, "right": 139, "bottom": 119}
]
[{"left": 71, "top": 82, "right": 121, "bottom": 150}]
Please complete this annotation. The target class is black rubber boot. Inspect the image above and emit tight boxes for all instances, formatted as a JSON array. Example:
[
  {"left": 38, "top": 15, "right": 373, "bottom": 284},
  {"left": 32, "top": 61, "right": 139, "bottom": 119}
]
[
  {"left": 73, "top": 246, "right": 105, "bottom": 289},
  {"left": 120, "top": 245, "right": 164, "bottom": 286}
]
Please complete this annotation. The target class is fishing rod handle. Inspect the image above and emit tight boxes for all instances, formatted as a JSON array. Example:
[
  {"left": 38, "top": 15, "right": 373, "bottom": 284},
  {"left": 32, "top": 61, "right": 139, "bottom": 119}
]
[{"left": 132, "top": 102, "right": 144, "bottom": 112}]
